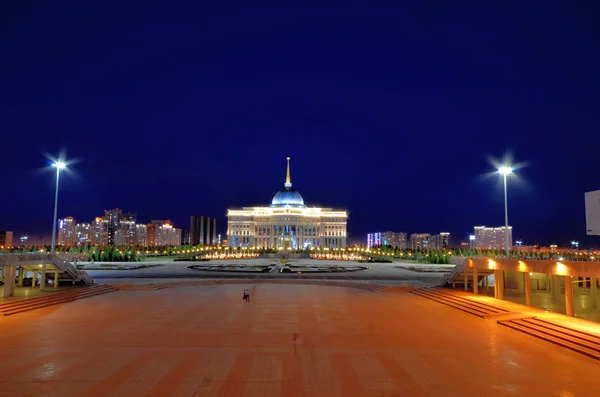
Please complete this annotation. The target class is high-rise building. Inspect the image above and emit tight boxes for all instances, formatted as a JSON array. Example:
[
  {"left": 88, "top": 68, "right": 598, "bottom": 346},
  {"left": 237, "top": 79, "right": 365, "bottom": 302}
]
[
  {"left": 115, "top": 219, "right": 136, "bottom": 246},
  {"left": 380, "top": 231, "right": 408, "bottom": 248},
  {"left": 382, "top": 232, "right": 395, "bottom": 247},
  {"left": 429, "top": 232, "right": 451, "bottom": 249},
  {"left": 190, "top": 216, "right": 217, "bottom": 246},
  {"left": 396, "top": 232, "right": 408, "bottom": 249},
  {"left": 180, "top": 228, "right": 190, "bottom": 245},
  {"left": 585, "top": 190, "right": 600, "bottom": 235},
  {"left": 366, "top": 232, "right": 382, "bottom": 248},
  {"left": 135, "top": 224, "right": 148, "bottom": 246},
  {"left": 410, "top": 233, "right": 431, "bottom": 250},
  {"left": 473, "top": 226, "right": 513, "bottom": 250},
  {"left": 147, "top": 220, "right": 182, "bottom": 246},
  {"left": 76, "top": 223, "right": 91, "bottom": 246},
  {"left": 91, "top": 217, "right": 109, "bottom": 246},
  {"left": 58, "top": 216, "right": 77, "bottom": 246},
  {"left": 0, "top": 231, "right": 13, "bottom": 248},
  {"left": 104, "top": 209, "right": 123, "bottom": 245}
]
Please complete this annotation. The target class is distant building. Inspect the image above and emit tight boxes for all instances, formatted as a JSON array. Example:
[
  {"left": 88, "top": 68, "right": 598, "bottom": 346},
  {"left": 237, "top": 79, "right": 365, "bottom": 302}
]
[
  {"left": 135, "top": 224, "right": 148, "bottom": 246},
  {"left": 104, "top": 209, "right": 122, "bottom": 245},
  {"left": 469, "top": 235, "right": 476, "bottom": 249},
  {"left": 473, "top": 226, "right": 513, "bottom": 250},
  {"left": 190, "top": 216, "right": 217, "bottom": 246},
  {"left": 410, "top": 233, "right": 431, "bottom": 250},
  {"left": 91, "top": 217, "right": 109, "bottom": 246},
  {"left": 180, "top": 228, "right": 190, "bottom": 245},
  {"left": 0, "top": 231, "right": 13, "bottom": 248},
  {"left": 147, "top": 220, "right": 182, "bottom": 246},
  {"left": 585, "top": 190, "right": 600, "bottom": 235},
  {"left": 76, "top": 223, "right": 91, "bottom": 246},
  {"left": 58, "top": 217, "right": 77, "bottom": 246},
  {"left": 115, "top": 219, "right": 136, "bottom": 246},
  {"left": 366, "top": 232, "right": 382, "bottom": 248},
  {"left": 370, "top": 231, "right": 408, "bottom": 249},
  {"left": 429, "top": 232, "right": 451, "bottom": 249}
]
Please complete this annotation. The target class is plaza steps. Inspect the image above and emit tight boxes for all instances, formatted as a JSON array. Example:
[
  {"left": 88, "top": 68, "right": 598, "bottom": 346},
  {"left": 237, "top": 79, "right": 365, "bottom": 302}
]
[
  {"left": 0, "top": 284, "right": 117, "bottom": 316},
  {"left": 498, "top": 317, "right": 600, "bottom": 361},
  {"left": 410, "top": 288, "right": 509, "bottom": 318}
]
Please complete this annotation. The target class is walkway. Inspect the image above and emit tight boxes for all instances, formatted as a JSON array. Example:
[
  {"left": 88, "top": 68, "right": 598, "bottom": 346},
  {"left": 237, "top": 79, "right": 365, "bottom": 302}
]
[{"left": 0, "top": 283, "right": 598, "bottom": 396}]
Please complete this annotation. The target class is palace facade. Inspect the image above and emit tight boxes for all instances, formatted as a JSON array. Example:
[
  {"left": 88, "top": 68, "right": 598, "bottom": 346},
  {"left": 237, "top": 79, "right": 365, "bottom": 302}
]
[{"left": 227, "top": 158, "right": 348, "bottom": 249}]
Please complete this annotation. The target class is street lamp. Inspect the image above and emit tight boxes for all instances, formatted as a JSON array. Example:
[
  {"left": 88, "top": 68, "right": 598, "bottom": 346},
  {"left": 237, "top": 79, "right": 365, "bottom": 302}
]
[
  {"left": 50, "top": 161, "right": 67, "bottom": 255},
  {"left": 498, "top": 166, "right": 513, "bottom": 257}
]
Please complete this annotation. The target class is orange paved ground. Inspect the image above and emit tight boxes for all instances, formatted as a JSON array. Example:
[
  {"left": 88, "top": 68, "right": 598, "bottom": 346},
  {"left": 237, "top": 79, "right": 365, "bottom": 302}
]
[{"left": 1, "top": 283, "right": 599, "bottom": 397}]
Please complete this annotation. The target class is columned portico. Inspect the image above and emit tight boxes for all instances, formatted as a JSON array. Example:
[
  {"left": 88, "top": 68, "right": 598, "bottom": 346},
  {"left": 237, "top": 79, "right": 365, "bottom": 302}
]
[
  {"left": 454, "top": 257, "right": 600, "bottom": 321},
  {"left": 40, "top": 264, "right": 46, "bottom": 291}
]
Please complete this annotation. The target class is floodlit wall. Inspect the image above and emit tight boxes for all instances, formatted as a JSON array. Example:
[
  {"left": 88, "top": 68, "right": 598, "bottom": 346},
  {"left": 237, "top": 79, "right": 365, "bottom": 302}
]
[{"left": 585, "top": 190, "right": 600, "bottom": 236}]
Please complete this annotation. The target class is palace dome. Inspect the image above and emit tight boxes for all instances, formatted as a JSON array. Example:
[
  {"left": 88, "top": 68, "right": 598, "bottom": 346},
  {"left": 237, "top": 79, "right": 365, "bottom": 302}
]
[
  {"left": 271, "top": 188, "right": 306, "bottom": 208},
  {"left": 269, "top": 157, "right": 307, "bottom": 208}
]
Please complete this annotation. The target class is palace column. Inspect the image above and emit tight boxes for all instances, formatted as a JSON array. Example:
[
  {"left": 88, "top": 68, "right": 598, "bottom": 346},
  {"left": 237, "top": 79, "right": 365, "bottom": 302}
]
[
  {"left": 564, "top": 276, "right": 574, "bottom": 317},
  {"left": 523, "top": 272, "right": 532, "bottom": 307},
  {"left": 591, "top": 277, "right": 598, "bottom": 309}
]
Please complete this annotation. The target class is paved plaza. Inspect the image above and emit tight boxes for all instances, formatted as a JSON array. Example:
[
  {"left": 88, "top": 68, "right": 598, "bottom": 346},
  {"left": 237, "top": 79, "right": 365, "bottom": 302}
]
[
  {"left": 1, "top": 282, "right": 599, "bottom": 396},
  {"left": 83, "top": 259, "right": 448, "bottom": 286}
]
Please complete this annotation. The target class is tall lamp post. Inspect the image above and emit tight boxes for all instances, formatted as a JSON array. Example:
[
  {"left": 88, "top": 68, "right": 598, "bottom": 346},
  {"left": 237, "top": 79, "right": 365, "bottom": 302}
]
[
  {"left": 50, "top": 161, "right": 66, "bottom": 255},
  {"left": 498, "top": 166, "right": 513, "bottom": 257}
]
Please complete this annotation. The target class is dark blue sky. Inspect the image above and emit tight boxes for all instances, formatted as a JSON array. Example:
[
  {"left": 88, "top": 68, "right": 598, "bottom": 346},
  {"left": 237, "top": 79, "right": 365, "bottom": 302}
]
[{"left": 1, "top": 1, "right": 599, "bottom": 246}]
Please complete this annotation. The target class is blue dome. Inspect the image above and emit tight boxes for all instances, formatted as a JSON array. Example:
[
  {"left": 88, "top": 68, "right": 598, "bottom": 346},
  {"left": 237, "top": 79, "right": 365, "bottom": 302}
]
[{"left": 271, "top": 188, "right": 306, "bottom": 208}]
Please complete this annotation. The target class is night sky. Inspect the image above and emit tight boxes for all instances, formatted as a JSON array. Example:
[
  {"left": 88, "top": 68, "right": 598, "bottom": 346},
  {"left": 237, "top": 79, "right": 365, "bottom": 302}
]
[{"left": 1, "top": 1, "right": 599, "bottom": 246}]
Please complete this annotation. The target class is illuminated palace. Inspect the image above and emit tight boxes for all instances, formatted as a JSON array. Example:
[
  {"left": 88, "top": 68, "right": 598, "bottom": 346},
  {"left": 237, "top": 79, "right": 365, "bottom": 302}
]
[{"left": 227, "top": 158, "right": 348, "bottom": 249}]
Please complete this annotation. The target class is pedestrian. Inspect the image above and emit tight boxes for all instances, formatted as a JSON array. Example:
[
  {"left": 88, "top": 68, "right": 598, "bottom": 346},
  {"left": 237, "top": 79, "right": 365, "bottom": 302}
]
[{"left": 243, "top": 289, "right": 248, "bottom": 302}]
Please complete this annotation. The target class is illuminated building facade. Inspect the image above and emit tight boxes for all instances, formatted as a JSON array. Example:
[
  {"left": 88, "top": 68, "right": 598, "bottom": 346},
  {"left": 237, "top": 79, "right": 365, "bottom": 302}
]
[
  {"left": 147, "top": 220, "right": 182, "bottom": 246},
  {"left": 91, "top": 217, "right": 109, "bottom": 246},
  {"left": 227, "top": 158, "right": 348, "bottom": 249},
  {"left": 429, "top": 232, "right": 451, "bottom": 249},
  {"left": 410, "top": 233, "right": 431, "bottom": 250},
  {"left": 383, "top": 231, "right": 408, "bottom": 248},
  {"left": 114, "top": 220, "right": 136, "bottom": 246},
  {"left": 135, "top": 224, "right": 148, "bottom": 246},
  {"left": 473, "top": 226, "right": 513, "bottom": 250},
  {"left": 76, "top": 223, "right": 91, "bottom": 246},
  {"left": 58, "top": 217, "right": 77, "bottom": 246},
  {"left": 367, "top": 232, "right": 382, "bottom": 248}
]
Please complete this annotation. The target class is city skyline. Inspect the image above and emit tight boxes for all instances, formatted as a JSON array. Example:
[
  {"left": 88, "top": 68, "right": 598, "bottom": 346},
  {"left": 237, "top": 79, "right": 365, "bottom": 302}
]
[{"left": 1, "top": 3, "right": 599, "bottom": 246}]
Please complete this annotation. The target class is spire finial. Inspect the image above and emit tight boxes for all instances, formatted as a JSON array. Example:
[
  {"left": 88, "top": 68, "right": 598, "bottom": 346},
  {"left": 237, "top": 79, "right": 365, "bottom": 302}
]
[{"left": 284, "top": 157, "right": 292, "bottom": 188}]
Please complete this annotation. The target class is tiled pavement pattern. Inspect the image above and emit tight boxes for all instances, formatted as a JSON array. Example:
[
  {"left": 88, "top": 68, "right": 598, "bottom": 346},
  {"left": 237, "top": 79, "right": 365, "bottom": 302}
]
[
  {"left": 1, "top": 284, "right": 599, "bottom": 397},
  {"left": 111, "top": 279, "right": 391, "bottom": 292}
]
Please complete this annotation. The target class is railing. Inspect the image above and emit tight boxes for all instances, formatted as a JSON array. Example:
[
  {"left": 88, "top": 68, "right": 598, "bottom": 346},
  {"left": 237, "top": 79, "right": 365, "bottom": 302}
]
[
  {"left": 0, "top": 253, "right": 93, "bottom": 284},
  {"left": 0, "top": 252, "right": 88, "bottom": 265}
]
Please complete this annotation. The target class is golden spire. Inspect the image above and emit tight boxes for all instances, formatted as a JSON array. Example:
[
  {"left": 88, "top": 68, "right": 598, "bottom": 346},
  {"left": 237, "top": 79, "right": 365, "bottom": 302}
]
[{"left": 285, "top": 157, "right": 292, "bottom": 188}]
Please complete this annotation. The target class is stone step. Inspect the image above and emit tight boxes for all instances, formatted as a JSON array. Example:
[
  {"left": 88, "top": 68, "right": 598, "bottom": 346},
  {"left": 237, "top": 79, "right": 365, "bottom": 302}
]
[
  {"left": 498, "top": 318, "right": 600, "bottom": 361},
  {"left": 0, "top": 285, "right": 117, "bottom": 316},
  {"left": 410, "top": 289, "right": 493, "bottom": 317}
]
